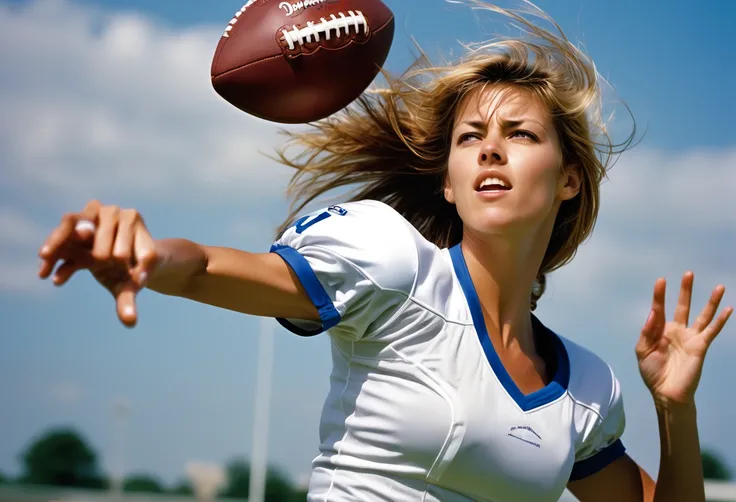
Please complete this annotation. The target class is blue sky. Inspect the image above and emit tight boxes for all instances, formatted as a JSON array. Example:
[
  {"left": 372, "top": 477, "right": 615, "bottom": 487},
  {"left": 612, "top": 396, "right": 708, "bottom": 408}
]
[{"left": 1, "top": 0, "right": 735, "bottom": 492}]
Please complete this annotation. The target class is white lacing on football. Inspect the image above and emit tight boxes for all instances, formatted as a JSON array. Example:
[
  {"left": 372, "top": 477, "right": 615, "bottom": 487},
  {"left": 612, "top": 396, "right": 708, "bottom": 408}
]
[
  {"left": 281, "top": 10, "right": 369, "bottom": 51},
  {"left": 222, "top": 0, "right": 257, "bottom": 38}
]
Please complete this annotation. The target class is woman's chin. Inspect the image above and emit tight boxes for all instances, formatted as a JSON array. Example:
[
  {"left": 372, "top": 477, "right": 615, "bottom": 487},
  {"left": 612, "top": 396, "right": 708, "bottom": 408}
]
[{"left": 464, "top": 210, "right": 543, "bottom": 238}]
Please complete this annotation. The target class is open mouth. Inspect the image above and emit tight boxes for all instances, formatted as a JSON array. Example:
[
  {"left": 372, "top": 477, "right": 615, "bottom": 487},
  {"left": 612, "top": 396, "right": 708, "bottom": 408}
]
[
  {"left": 478, "top": 177, "right": 511, "bottom": 191},
  {"left": 475, "top": 174, "right": 512, "bottom": 192}
]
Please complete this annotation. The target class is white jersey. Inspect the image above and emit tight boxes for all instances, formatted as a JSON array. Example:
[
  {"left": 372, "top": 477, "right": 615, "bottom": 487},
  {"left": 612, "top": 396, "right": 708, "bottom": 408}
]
[{"left": 270, "top": 200, "right": 626, "bottom": 502}]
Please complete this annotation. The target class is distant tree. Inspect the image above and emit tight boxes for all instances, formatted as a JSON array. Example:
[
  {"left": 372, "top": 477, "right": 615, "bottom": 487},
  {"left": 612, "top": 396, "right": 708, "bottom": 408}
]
[
  {"left": 702, "top": 449, "right": 733, "bottom": 481},
  {"left": 222, "top": 458, "right": 250, "bottom": 499},
  {"left": 290, "top": 488, "right": 309, "bottom": 502},
  {"left": 123, "top": 474, "right": 165, "bottom": 493},
  {"left": 170, "top": 479, "right": 194, "bottom": 495},
  {"left": 0, "top": 470, "right": 6, "bottom": 484},
  {"left": 221, "top": 458, "right": 295, "bottom": 502},
  {"left": 19, "top": 427, "right": 106, "bottom": 489},
  {"left": 264, "top": 467, "right": 295, "bottom": 502}
]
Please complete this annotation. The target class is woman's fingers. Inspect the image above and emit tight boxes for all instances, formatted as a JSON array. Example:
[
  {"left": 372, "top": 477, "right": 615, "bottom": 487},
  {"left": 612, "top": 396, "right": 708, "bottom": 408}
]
[
  {"left": 52, "top": 260, "right": 83, "bottom": 286},
  {"left": 91, "top": 205, "right": 120, "bottom": 262},
  {"left": 115, "top": 281, "right": 140, "bottom": 327},
  {"left": 39, "top": 213, "right": 81, "bottom": 277},
  {"left": 132, "top": 222, "right": 158, "bottom": 286},
  {"left": 74, "top": 200, "right": 101, "bottom": 242},
  {"left": 40, "top": 201, "right": 156, "bottom": 329}
]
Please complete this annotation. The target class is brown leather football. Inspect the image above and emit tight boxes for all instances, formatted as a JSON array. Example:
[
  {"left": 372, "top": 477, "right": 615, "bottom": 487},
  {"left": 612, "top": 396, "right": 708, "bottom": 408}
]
[{"left": 210, "top": 0, "right": 395, "bottom": 124}]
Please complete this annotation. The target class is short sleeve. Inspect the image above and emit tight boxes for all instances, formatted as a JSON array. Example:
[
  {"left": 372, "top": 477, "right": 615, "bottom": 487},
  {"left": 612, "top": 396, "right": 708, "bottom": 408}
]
[
  {"left": 270, "top": 200, "right": 418, "bottom": 341},
  {"left": 569, "top": 372, "right": 627, "bottom": 481}
]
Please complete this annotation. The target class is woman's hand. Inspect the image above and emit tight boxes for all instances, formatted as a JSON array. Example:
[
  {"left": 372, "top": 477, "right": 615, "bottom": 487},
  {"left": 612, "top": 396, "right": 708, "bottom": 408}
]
[
  {"left": 38, "top": 199, "right": 159, "bottom": 327},
  {"left": 636, "top": 272, "right": 732, "bottom": 406}
]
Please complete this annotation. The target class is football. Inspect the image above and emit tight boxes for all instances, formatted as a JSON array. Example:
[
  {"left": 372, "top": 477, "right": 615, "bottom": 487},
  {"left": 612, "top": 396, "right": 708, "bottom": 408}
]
[{"left": 210, "top": 0, "right": 395, "bottom": 124}]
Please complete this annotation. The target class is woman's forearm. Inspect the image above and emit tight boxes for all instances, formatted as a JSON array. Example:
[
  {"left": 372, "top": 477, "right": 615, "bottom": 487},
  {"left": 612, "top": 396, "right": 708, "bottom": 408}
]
[
  {"left": 146, "top": 238, "right": 319, "bottom": 320},
  {"left": 146, "top": 238, "right": 209, "bottom": 295},
  {"left": 653, "top": 401, "right": 704, "bottom": 502}
]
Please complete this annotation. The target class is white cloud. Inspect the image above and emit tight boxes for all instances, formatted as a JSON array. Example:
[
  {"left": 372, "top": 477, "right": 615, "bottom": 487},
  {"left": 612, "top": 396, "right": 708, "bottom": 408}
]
[
  {"left": 600, "top": 147, "right": 736, "bottom": 229},
  {"left": 0, "top": 0, "right": 294, "bottom": 204}
]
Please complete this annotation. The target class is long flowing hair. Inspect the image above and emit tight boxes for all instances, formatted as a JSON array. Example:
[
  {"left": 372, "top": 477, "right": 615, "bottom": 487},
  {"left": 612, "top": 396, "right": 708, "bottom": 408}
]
[{"left": 272, "top": 1, "right": 636, "bottom": 309}]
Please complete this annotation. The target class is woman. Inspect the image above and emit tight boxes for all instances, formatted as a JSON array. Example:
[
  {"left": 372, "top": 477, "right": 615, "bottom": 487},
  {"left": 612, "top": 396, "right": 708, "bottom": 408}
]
[{"left": 38, "top": 2, "right": 731, "bottom": 501}]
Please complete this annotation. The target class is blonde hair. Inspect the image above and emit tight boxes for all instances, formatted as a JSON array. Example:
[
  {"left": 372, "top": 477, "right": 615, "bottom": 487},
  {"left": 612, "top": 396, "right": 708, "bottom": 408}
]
[{"left": 273, "top": 0, "right": 635, "bottom": 309}]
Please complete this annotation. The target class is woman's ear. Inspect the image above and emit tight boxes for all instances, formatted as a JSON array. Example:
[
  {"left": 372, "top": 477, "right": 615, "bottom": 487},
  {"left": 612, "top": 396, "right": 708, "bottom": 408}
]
[
  {"left": 444, "top": 174, "right": 456, "bottom": 204},
  {"left": 559, "top": 164, "right": 582, "bottom": 201}
]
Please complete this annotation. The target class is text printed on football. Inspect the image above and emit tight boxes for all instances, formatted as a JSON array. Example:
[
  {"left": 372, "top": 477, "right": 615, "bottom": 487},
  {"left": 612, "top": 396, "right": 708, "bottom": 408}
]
[{"left": 279, "top": 0, "right": 328, "bottom": 17}]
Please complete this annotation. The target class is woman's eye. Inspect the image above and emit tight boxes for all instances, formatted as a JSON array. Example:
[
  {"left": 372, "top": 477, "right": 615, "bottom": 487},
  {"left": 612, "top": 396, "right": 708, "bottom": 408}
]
[
  {"left": 511, "top": 130, "right": 537, "bottom": 141},
  {"left": 459, "top": 133, "right": 480, "bottom": 143}
]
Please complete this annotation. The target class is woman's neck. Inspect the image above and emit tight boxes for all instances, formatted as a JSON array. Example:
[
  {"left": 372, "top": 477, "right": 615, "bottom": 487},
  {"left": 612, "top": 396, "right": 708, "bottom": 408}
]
[{"left": 460, "top": 228, "right": 550, "bottom": 354}]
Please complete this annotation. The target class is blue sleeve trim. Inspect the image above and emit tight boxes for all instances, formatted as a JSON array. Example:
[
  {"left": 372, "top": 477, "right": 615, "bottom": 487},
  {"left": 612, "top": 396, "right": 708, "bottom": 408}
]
[
  {"left": 569, "top": 439, "right": 626, "bottom": 481},
  {"left": 270, "top": 244, "right": 341, "bottom": 337}
]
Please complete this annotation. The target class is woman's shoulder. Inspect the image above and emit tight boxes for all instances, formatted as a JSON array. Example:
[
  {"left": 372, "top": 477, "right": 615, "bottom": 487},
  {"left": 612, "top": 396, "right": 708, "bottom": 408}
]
[
  {"left": 273, "top": 199, "right": 429, "bottom": 295},
  {"left": 557, "top": 335, "right": 621, "bottom": 410},
  {"left": 277, "top": 199, "right": 439, "bottom": 254}
]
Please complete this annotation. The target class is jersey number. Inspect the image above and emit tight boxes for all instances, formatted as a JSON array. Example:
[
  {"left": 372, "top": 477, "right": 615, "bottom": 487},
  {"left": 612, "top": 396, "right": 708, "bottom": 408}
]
[{"left": 293, "top": 205, "right": 348, "bottom": 234}]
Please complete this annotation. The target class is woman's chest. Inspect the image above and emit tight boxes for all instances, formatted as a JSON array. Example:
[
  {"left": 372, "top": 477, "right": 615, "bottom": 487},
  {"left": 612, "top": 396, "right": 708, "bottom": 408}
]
[{"left": 367, "top": 322, "right": 577, "bottom": 501}]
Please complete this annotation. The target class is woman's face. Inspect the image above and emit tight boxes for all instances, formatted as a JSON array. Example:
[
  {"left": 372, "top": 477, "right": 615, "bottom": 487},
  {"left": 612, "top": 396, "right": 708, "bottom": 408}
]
[{"left": 445, "top": 85, "right": 581, "bottom": 239}]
